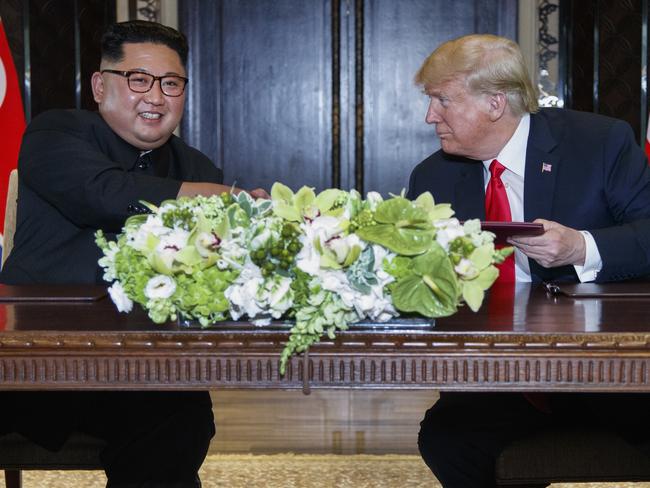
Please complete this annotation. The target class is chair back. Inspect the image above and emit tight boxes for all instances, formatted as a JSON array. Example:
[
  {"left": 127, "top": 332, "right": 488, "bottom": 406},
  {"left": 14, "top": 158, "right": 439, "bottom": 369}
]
[{"left": 2, "top": 169, "right": 18, "bottom": 268}]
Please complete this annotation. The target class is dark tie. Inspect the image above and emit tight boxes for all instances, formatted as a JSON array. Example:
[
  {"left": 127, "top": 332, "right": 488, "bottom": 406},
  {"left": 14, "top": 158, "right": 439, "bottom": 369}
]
[
  {"left": 485, "top": 159, "right": 515, "bottom": 283},
  {"left": 135, "top": 152, "right": 152, "bottom": 172}
]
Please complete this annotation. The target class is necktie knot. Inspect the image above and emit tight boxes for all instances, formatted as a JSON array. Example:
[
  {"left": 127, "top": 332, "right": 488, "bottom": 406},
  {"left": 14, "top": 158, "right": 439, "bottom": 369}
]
[
  {"left": 489, "top": 159, "right": 506, "bottom": 180},
  {"left": 136, "top": 152, "right": 151, "bottom": 171},
  {"left": 485, "top": 158, "right": 515, "bottom": 283}
]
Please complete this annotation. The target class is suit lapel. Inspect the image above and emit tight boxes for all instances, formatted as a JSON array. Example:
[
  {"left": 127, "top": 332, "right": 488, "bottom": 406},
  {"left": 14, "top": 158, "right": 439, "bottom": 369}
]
[
  {"left": 454, "top": 162, "right": 485, "bottom": 221},
  {"left": 523, "top": 111, "right": 560, "bottom": 222}
]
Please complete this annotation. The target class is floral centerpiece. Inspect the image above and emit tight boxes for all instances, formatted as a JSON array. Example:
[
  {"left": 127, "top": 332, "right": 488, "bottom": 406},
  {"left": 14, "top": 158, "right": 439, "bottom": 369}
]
[{"left": 96, "top": 184, "right": 511, "bottom": 373}]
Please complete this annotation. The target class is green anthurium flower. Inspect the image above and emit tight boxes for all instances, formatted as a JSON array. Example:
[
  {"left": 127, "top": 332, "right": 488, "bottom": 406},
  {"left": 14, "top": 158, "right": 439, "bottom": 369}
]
[
  {"left": 356, "top": 197, "right": 434, "bottom": 255},
  {"left": 390, "top": 243, "right": 459, "bottom": 318}
]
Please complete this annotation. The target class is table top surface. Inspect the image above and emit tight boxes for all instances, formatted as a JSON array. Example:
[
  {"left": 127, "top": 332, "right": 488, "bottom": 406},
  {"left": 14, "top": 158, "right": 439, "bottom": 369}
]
[{"left": 0, "top": 282, "right": 649, "bottom": 336}]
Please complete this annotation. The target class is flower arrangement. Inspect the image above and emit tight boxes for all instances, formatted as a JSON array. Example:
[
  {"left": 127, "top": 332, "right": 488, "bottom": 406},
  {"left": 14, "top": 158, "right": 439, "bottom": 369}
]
[{"left": 96, "top": 184, "right": 511, "bottom": 373}]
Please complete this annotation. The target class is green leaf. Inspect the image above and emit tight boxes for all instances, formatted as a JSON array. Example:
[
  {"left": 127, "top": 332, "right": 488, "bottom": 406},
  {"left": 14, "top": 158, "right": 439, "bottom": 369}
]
[
  {"left": 383, "top": 255, "right": 412, "bottom": 280},
  {"left": 227, "top": 204, "right": 250, "bottom": 228},
  {"left": 255, "top": 200, "right": 273, "bottom": 216}
]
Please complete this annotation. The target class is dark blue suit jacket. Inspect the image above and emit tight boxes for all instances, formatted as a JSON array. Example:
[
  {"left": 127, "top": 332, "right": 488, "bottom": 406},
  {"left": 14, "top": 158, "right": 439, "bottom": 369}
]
[{"left": 407, "top": 108, "right": 650, "bottom": 282}]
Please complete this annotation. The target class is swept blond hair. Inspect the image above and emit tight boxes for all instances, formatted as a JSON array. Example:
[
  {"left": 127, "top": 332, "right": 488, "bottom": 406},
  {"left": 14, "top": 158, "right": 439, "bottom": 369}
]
[{"left": 415, "top": 34, "right": 538, "bottom": 115}]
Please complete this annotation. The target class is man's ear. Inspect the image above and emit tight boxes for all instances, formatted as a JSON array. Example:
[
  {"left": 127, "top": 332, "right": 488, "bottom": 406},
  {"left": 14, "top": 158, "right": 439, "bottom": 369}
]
[
  {"left": 487, "top": 92, "right": 507, "bottom": 121},
  {"left": 91, "top": 72, "right": 104, "bottom": 104}
]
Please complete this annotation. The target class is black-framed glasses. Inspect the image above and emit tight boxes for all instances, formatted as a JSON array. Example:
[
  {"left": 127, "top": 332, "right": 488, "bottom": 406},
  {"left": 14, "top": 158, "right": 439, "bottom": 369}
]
[{"left": 101, "top": 69, "right": 188, "bottom": 97}]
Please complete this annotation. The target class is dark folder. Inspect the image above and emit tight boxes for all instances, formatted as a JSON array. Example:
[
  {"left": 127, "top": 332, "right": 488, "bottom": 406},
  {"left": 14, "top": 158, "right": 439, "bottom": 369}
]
[
  {"left": 0, "top": 285, "right": 107, "bottom": 302},
  {"left": 545, "top": 282, "right": 650, "bottom": 298},
  {"left": 480, "top": 221, "right": 544, "bottom": 244}
]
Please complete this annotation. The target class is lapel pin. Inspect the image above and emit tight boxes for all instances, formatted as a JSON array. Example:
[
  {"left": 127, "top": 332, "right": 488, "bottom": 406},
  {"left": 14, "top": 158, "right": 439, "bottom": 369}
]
[{"left": 541, "top": 162, "right": 552, "bottom": 173}]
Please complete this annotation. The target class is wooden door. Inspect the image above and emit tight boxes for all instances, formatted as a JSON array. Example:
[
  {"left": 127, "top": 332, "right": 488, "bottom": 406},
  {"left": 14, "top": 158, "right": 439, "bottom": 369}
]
[{"left": 180, "top": 0, "right": 517, "bottom": 195}]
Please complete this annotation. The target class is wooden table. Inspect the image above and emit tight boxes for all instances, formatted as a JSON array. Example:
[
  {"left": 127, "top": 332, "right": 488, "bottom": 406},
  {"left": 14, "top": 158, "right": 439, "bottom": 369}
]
[{"left": 1, "top": 282, "right": 650, "bottom": 392}]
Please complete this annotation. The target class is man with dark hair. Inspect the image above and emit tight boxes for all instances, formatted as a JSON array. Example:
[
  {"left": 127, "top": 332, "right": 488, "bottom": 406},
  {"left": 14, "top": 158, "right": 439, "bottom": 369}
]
[
  {"left": 0, "top": 20, "right": 265, "bottom": 487},
  {"left": 409, "top": 33, "right": 650, "bottom": 488}
]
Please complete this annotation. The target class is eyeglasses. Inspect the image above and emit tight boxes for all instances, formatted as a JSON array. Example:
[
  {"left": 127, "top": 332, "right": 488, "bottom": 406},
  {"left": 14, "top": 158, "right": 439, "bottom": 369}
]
[{"left": 101, "top": 70, "right": 188, "bottom": 97}]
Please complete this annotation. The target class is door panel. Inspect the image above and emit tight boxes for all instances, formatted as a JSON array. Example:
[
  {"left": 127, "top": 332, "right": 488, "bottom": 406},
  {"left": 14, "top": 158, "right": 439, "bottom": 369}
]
[
  {"left": 363, "top": 0, "right": 518, "bottom": 196},
  {"left": 182, "top": 1, "right": 332, "bottom": 192}
]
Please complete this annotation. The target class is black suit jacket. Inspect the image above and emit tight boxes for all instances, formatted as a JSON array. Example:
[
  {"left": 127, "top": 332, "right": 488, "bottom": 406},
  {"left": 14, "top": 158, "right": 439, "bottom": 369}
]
[
  {"left": 407, "top": 108, "right": 650, "bottom": 283},
  {"left": 0, "top": 109, "right": 223, "bottom": 284}
]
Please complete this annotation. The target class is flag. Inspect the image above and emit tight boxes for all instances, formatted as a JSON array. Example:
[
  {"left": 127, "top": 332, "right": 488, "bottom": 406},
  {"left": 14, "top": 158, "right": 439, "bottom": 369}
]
[{"left": 0, "top": 17, "right": 25, "bottom": 250}]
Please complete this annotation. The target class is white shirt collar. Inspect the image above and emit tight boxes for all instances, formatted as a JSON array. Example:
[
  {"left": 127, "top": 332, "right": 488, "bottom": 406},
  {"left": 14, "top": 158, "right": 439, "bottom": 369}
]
[{"left": 482, "top": 113, "right": 530, "bottom": 178}]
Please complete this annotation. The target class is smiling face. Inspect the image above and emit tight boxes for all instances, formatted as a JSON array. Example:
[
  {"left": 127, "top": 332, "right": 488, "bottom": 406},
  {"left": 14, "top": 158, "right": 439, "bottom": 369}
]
[
  {"left": 91, "top": 42, "right": 186, "bottom": 150},
  {"left": 424, "top": 77, "right": 496, "bottom": 161}
]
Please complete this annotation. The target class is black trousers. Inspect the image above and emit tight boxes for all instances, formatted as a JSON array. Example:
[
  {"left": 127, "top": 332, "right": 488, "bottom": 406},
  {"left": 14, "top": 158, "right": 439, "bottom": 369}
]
[
  {"left": 0, "top": 391, "right": 215, "bottom": 488},
  {"left": 418, "top": 391, "right": 650, "bottom": 488}
]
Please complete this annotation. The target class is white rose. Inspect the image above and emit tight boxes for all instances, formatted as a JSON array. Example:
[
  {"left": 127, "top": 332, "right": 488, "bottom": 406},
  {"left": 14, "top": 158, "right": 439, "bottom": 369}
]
[
  {"left": 108, "top": 282, "right": 133, "bottom": 313},
  {"left": 144, "top": 275, "right": 177, "bottom": 299}
]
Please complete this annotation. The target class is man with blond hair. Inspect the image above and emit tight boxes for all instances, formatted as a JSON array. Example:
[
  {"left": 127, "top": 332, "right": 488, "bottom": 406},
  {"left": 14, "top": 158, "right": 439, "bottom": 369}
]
[{"left": 408, "top": 34, "right": 650, "bottom": 487}]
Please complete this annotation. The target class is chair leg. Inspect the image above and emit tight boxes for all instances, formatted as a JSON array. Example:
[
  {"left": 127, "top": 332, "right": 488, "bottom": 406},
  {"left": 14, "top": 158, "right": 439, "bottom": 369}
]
[{"left": 4, "top": 470, "right": 21, "bottom": 488}]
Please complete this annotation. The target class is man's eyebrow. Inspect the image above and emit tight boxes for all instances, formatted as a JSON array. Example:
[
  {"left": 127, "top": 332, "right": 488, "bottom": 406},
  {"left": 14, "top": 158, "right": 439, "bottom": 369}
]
[{"left": 127, "top": 68, "right": 185, "bottom": 76}]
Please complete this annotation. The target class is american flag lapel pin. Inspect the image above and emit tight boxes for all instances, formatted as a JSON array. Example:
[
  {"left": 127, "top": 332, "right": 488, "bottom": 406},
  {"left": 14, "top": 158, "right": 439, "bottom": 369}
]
[{"left": 541, "top": 162, "right": 552, "bottom": 173}]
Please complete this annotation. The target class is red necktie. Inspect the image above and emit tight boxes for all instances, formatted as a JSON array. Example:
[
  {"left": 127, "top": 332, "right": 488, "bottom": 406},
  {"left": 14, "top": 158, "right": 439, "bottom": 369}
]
[
  {"left": 486, "top": 161, "right": 551, "bottom": 413},
  {"left": 485, "top": 159, "right": 515, "bottom": 283}
]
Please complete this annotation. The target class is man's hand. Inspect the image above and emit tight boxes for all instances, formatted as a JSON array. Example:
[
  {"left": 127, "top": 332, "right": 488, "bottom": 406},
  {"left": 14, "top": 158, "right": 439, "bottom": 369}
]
[
  {"left": 508, "top": 218, "right": 586, "bottom": 268},
  {"left": 249, "top": 188, "right": 270, "bottom": 199},
  {"left": 177, "top": 182, "right": 269, "bottom": 199}
]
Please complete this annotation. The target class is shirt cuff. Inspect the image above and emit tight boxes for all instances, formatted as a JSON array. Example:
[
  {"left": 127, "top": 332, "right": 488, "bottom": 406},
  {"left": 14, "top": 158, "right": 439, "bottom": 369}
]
[{"left": 573, "top": 231, "right": 602, "bottom": 282}]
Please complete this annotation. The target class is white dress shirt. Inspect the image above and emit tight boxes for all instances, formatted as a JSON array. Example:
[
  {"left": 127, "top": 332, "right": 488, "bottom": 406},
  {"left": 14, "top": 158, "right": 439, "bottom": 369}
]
[{"left": 482, "top": 114, "right": 602, "bottom": 282}]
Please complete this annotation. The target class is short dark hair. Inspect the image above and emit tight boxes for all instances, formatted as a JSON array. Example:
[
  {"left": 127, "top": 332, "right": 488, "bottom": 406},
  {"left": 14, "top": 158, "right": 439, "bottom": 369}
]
[{"left": 101, "top": 20, "right": 188, "bottom": 67}]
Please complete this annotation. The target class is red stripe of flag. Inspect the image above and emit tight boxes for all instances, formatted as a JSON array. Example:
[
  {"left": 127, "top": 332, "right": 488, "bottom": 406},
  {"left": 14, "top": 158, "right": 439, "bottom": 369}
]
[{"left": 0, "top": 17, "right": 25, "bottom": 234}]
